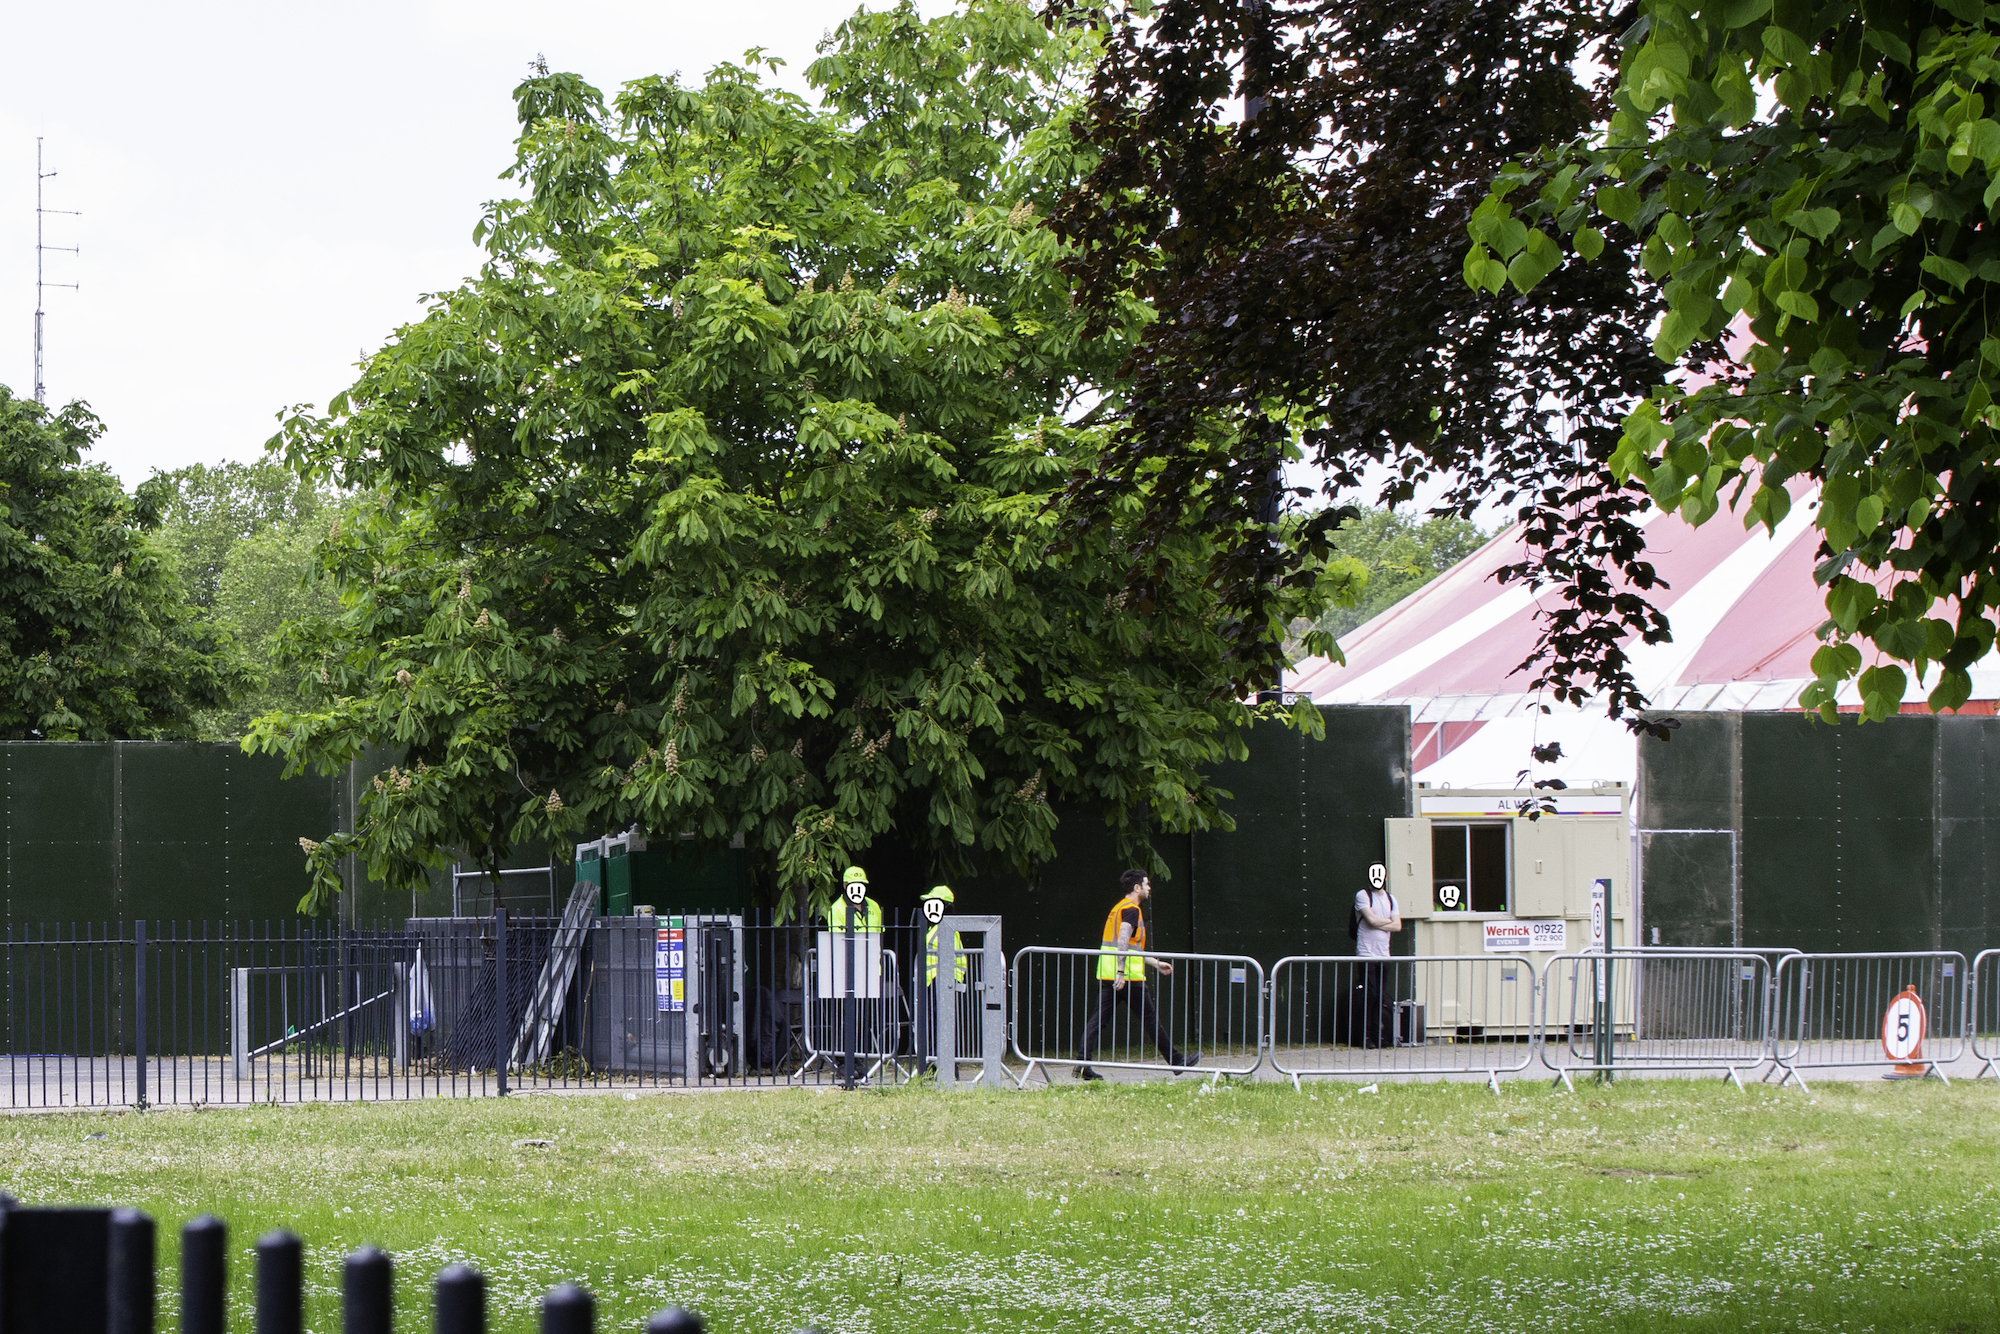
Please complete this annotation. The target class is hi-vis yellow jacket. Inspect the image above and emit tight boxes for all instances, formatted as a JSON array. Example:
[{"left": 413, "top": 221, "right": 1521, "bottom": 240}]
[{"left": 1096, "top": 893, "right": 1146, "bottom": 981}]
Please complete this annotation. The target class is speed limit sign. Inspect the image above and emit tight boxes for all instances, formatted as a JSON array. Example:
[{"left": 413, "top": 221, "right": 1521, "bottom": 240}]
[{"left": 1881, "top": 986, "right": 1928, "bottom": 1076}]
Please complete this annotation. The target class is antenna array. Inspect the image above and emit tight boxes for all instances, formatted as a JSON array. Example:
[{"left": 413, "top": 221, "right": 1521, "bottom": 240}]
[{"left": 34, "top": 138, "right": 80, "bottom": 405}]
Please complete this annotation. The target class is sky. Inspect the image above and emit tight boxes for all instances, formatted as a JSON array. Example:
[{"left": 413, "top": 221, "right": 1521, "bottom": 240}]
[{"left": 2, "top": 1, "right": 948, "bottom": 485}]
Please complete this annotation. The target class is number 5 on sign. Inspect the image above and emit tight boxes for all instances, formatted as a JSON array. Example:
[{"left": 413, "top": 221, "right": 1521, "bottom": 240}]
[{"left": 1882, "top": 986, "right": 1927, "bottom": 1072}]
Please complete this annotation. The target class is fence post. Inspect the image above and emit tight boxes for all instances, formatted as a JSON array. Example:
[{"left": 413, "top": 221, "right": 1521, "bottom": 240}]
[
  {"left": 256, "top": 1230, "right": 303, "bottom": 1334},
  {"left": 435, "top": 1263, "right": 486, "bottom": 1334},
  {"left": 343, "top": 1245, "right": 392, "bottom": 1334},
  {"left": 107, "top": 1207, "right": 154, "bottom": 1334},
  {"left": 542, "top": 1282, "right": 595, "bottom": 1334},
  {"left": 133, "top": 920, "right": 147, "bottom": 1111},
  {"left": 495, "top": 907, "right": 509, "bottom": 1098},
  {"left": 842, "top": 903, "right": 857, "bottom": 1091},
  {"left": 646, "top": 1310, "right": 704, "bottom": 1334},
  {"left": 181, "top": 1215, "right": 227, "bottom": 1334}
]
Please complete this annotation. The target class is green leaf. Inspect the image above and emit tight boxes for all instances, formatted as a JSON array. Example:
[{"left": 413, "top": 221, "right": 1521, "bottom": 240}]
[
  {"left": 1463, "top": 243, "right": 1492, "bottom": 290},
  {"left": 1858, "top": 663, "right": 1908, "bottom": 721},
  {"left": 1721, "top": 273, "right": 1760, "bottom": 315},
  {"left": 1854, "top": 494, "right": 1884, "bottom": 534},
  {"left": 1714, "top": 57, "right": 1758, "bottom": 125},
  {"left": 1721, "top": 0, "right": 1772, "bottom": 25},
  {"left": 1930, "top": 668, "right": 1974, "bottom": 713},
  {"left": 1654, "top": 308, "right": 1702, "bottom": 360},
  {"left": 1761, "top": 26, "right": 1809, "bottom": 66},
  {"left": 1763, "top": 252, "right": 1808, "bottom": 293},
  {"left": 1657, "top": 211, "right": 1692, "bottom": 250},
  {"left": 1596, "top": 184, "right": 1639, "bottom": 225},
  {"left": 1863, "top": 28, "right": 1911, "bottom": 66},
  {"left": 1489, "top": 215, "right": 1530, "bottom": 259},
  {"left": 1775, "top": 289, "right": 1819, "bottom": 322},
  {"left": 1922, "top": 253, "right": 1973, "bottom": 290},
  {"left": 1892, "top": 202, "right": 1923, "bottom": 235},
  {"left": 1506, "top": 239, "right": 1559, "bottom": 293},
  {"left": 1811, "top": 642, "right": 1864, "bottom": 679},
  {"left": 1936, "top": 0, "right": 1983, "bottom": 22},
  {"left": 1959, "top": 118, "right": 2000, "bottom": 174},
  {"left": 1785, "top": 206, "right": 1842, "bottom": 240},
  {"left": 1573, "top": 225, "right": 1606, "bottom": 259}
]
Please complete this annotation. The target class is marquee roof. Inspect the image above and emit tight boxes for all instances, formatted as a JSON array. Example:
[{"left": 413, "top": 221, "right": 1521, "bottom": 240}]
[{"left": 1284, "top": 489, "right": 2000, "bottom": 787}]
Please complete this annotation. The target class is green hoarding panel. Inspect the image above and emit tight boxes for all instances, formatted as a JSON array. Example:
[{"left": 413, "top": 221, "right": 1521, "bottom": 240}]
[
  {"left": 1642, "top": 711, "right": 2000, "bottom": 955},
  {"left": 1639, "top": 830, "right": 1734, "bottom": 947}
]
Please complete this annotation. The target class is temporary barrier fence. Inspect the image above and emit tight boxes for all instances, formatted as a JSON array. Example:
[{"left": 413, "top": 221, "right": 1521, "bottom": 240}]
[
  {"left": 1009, "top": 946, "right": 1262, "bottom": 1085},
  {"left": 1266, "top": 954, "right": 1539, "bottom": 1092},
  {"left": 1975, "top": 949, "right": 2000, "bottom": 1080},
  {"left": 1770, "top": 951, "right": 1969, "bottom": 1091},
  {"left": 797, "top": 939, "right": 911, "bottom": 1086},
  {"left": 0, "top": 912, "right": 952, "bottom": 1109},
  {"left": 1541, "top": 949, "right": 1780, "bottom": 1090},
  {"left": 0, "top": 1199, "right": 711, "bottom": 1334},
  {"left": 11, "top": 922, "right": 2000, "bottom": 1103}
]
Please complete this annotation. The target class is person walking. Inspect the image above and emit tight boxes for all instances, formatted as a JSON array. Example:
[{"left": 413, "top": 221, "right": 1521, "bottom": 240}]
[
  {"left": 1075, "top": 869, "right": 1199, "bottom": 1080},
  {"left": 916, "top": 884, "right": 966, "bottom": 1071},
  {"left": 1353, "top": 870, "right": 1402, "bottom": 1048}
]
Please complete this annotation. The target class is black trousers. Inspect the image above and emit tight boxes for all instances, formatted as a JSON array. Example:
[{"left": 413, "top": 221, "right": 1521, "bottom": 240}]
[
  {"left": 1356, "top": 960, "right": 1394, "bottom": 1049},
  {"left": 1077, "top": 980, "right": 1184, "bottom": 1066}
]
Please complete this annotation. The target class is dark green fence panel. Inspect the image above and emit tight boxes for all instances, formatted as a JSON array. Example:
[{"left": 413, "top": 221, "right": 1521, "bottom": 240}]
[
  {"left": 1, "top": 743, "right": 341, "bottom": 924},
  {"left": 1192, "top": 706, "right": 1411, "bottom": 961},
  {"left": 1640, "top": 711, "right": 2000, "bottom": 955}
]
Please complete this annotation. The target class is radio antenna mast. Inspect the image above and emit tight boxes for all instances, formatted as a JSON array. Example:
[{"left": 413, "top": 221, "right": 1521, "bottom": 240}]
[{"left": 33, "top": 138, "right": 81, "bottom": 405}]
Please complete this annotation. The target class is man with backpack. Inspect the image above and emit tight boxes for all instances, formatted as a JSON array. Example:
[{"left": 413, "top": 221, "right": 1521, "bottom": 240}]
[{"left": 1351, "top": 864, "right": 1402, "bottom": 1048}]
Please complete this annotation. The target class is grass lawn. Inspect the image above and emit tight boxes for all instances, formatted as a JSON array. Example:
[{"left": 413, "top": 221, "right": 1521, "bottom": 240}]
[{"left": 1, "top": 1077, "right": 1996, "bottom": 1333}]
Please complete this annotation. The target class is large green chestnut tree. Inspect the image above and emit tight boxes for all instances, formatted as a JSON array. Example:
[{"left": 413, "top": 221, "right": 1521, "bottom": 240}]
[{"left": 251, "top": 2, "right": 1354, "bottom": 917}]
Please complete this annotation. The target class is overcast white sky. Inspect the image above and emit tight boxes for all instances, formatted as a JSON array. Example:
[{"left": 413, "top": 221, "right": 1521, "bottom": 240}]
[{"left": 2, "top": 1, "right": 948, "bottom": 484}]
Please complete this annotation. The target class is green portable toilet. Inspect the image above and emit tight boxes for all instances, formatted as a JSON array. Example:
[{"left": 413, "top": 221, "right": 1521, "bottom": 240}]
[
  {"left": 573, "top": 831, "right": 746, "bottom": 917},
  {"left": 573, "top": 839, "right": 608, "bottom": 914}
]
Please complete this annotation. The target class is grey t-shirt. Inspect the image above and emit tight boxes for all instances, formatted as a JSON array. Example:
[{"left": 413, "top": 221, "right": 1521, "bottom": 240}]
[{"left": 1354, "top": 889, "right": 1397, "bottom": 958}]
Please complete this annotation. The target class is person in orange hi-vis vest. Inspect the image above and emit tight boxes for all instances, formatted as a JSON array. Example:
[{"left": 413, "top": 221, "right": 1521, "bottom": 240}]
[{"left": 1075, "top": 869, "right": 1200, "bottom": 1081}]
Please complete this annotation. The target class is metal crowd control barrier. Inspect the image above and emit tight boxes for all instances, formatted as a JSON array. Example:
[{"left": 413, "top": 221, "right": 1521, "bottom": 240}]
[
  {"left": 798, "top": 943, "right": 909, "bottom": 1086},
  {"left": 1010, "top": 947, "right": 1262, "bottom": 1085},
  {"left": 1771, "top": 951, "right": 1968, "bottom": 1091},
  {"left": 1541, "top": 949, "right": 1778, "bottom": 1090},
  {"left": 1267, "top": 955, "right": 1538, "bottom": 1092},
  {"left": 1975, "top": 949, "right": 2000, "bottom": 1080}
]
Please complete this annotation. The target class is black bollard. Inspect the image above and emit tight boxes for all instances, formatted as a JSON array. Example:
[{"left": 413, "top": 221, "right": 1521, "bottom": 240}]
[
  {"left": 108, "top": 1208, "right": 156, "bottom": 1334},
  {"left": 255, "top": 1230, "right": 304, "bottom": 1334},
  {"left": 344, "top": 1245, "right": 393, "bottom": 1334},
  {"left": 645, "top": 1308, "right": 705, "bottom": 1334},
  {"left": 540, "top": 1282, "right": 593, "bottom": 1334},
  {"left": 181, "top": 1216, "right": 228, "bottom": 1334},
  {"left": 434, "top": 1263, "right": 486, "bottom": 1334}
]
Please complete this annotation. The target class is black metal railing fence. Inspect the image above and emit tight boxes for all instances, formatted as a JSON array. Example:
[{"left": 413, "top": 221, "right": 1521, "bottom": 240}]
[{"left": 0, "top": 911, "right": 943, "bottom": 1109}]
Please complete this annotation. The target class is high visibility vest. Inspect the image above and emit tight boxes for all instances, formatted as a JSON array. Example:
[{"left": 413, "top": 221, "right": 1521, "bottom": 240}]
[
  {"left": 1096, "top": 893, "right": 1146, "bottom": 981},
  {"left": 823, "top": 897, "right": 883, "bottom": 933},
  {"left": 925, "top": 924, "right": 967, "bottom": 984}
]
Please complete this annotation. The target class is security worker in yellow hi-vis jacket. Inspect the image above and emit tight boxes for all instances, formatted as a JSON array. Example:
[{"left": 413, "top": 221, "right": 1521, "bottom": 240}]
[
  {"left": 1075, "top": 869, "right": 1200, "bottom": 1081},
  {"left": 916, "top": 884, "right": 965, "bottom": 1071}
]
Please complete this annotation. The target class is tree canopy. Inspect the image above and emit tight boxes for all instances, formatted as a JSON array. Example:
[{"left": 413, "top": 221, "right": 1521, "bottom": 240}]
[
  {"left": 1318, "top": 509, "right": 1494, "bottom": 639},
  {"left": 1470, "top": 0, "right": 2000, "bottom": 722},
  {"left": 250, "top": 1, "right": 1351, "bottom": 917},
  {"left": 153, "top": 460, "right": 339, "bottom": 738},
  {"left": 1054, "top": 0, "right": 1684, "bottom": 725},
  {"left": 0, "top": 387, "right": 236, "bottom": 740}
]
